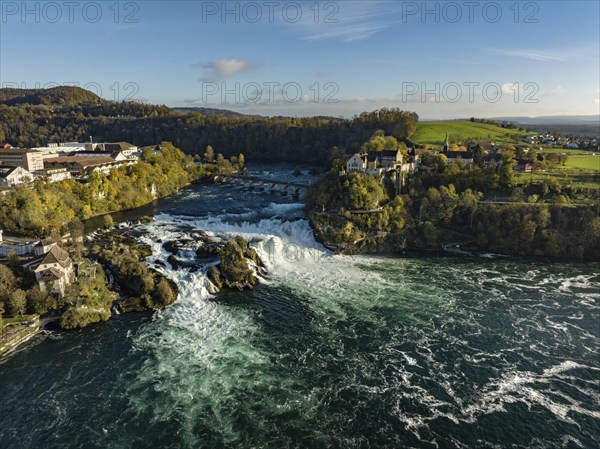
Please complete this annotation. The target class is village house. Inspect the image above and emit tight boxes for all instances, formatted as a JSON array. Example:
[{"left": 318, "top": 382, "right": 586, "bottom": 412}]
[
  {"left": 88, "top": 142, "right": 140, "bottom": 159},
  {"left": 443, "top": 151, "right": 474, "bottom": 164},
  {"left": 24, "top": 245, "right": 75, "bottom": 297},
  {"left": 515, "top": 160, "right": 534, "bottom": 172},
  {"left": 346, "top": 154, "right": 366, "bottom": 173},
  {"left": 366, "top": 152, "right": 385, "bottom": 175},
  {"left": 0, "top": 165, "right": 34, "bottom": 187},
  {"left": 524, "top": 135, "right": 538, "bottom": 145},
  {"left": 34, "top": 238, "right": 57, "bottom": 256},
  {"left": 483, "top": 153, "right": 503, "bottom": 168},
  {"left": 441, "top": 134, "right": 474, "bottom": 164},
  {"left": 67, "top": 150, "right": 130, "bottom": 161}
]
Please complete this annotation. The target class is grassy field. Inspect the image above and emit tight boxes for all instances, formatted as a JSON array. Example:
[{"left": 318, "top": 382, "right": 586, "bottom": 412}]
[
  {"left": 1, "top": 315, "right": 37, "bottom": 327},
  {"left": 564, "top": 155, "right": 600, "bottom": 171},
  {"left": 412, "top": 120, "right": 533, "bottom": 147},
  {"left": 540, "top": 147, "right": 591, "bottom": 155}
]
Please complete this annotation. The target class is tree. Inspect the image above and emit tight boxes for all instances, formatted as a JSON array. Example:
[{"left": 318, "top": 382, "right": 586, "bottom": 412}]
[
  {"left": 9, "top": 289, "right": 27, "bottom": 316},
  {"left": 0, "top": 264, "right": 16, "bottom": 298},
  {"left": 459, "top": 188, "right": 481, "bottom": 227},
  {"left": 27, "top": 287, "right": 56, "bottom": 315},
  {"left": 204, "top": 145, "right": 215, "bottom": 163},
  {"left": 102, "top": 214, "right": 114, "bottom": 229},
  {"left": 511, "top": 187, "right": 525, "bottom": 202},
  {"left": 0, "top": 301, "right": 4, "bottom": 328},
  {"left": 68, "top": 218, "right": 84, "bottom": 240},
  {"left": 237, "top": 153, "right": 245, "bottom": 171},
  {"left": 473, "top": 145, "right": 485, "bottom": 167},
  {"left": 438, "top": 184, "right": 459, "bottom": 223},
  {"left": 421, "top": 221, "right": 438, "bottom": 248},
  {"left": 498, "top": 157, "right": 515, "bottom": 188}
]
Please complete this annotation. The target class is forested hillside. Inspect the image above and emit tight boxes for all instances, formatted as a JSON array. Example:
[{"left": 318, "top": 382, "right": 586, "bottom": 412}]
[
  {"left": 0, "top": 86, "right": 105, "bottom": 106},
  {"left": 0, "top": 87, "right": 419, "bottom": 163}
]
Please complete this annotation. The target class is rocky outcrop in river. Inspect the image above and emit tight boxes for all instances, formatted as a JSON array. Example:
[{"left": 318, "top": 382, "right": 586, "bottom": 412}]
[
  {"left": 162, "top": 233, "right": 266, "bottom": 292},
  {"left": 208, "top": 236, "right": 266, "bottom": 291}
]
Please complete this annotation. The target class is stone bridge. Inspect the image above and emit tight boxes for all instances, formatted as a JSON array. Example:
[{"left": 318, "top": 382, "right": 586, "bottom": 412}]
[{"left": 213, "top": 175, "right": 309, "bottom": 197}]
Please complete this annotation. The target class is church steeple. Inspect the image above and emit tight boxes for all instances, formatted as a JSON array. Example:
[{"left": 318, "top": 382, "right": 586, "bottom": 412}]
[{"left": 443, "top": 133, "right": 449, "bottom": 153}]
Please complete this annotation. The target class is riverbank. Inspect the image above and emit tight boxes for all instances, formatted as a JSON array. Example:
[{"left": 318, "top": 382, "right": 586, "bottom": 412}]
[
  {"left": 309, "top": 201, "right": 599, "bottom": 261},
  {"left": 0, "top": 315, "right": 40, "bottom": 358}
]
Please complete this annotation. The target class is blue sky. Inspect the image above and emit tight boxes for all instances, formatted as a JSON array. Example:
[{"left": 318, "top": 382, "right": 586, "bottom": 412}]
[{"left": 1, "top": 0, "right": 599, "bottom": 118}]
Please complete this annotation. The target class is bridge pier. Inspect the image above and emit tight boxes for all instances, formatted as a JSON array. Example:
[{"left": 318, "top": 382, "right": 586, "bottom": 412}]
[{"left": 219, "top": 175, "right": 308, "bottom": 197}]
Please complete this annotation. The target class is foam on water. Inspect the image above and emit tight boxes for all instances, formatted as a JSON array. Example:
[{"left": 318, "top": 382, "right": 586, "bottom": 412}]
[{"left": 121, "top": 206, "right": 600, "bottom": 448}]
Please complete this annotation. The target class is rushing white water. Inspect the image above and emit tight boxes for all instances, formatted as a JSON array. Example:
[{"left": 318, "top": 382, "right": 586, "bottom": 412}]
[{"left": 120, "top": 201, "right": 600, "bottom": 448}]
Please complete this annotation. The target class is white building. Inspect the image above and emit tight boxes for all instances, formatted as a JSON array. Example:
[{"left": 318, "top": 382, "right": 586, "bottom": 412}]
[
  {"left": 346, "top": 154, "right": 366, "bottom": 173},
  {"left": 0, "top": 148, "right": 44, "bottom": 171},
  {"left": 25, "top": 245, "right": 75, "bottom": 297},
  {"left": 34, "top": 141, "right": 140, "bottom": 161},
  {"left": 346, "top": 149, "right": 415, "bottom": 176},
  {"left": 34, "top": 167, "right": 72, "bottom": 183},
  {"left": 0, "top": 166, "right": 34, "bottom": 187}
]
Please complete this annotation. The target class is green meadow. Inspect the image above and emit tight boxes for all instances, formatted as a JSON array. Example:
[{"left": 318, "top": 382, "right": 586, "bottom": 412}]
[{"left": 412, "top": 120, "right": 533, "bottom": 147}]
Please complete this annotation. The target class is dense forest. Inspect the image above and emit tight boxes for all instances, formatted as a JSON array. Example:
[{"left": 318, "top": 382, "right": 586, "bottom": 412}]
[{"left": 0, "top": 87, "right": 419, "bottom": 163}]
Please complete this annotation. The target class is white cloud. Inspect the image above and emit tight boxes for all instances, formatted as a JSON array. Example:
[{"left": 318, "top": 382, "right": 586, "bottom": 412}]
[
  {"left": 294, "top": 1, "right": 397, "bottom": 42},
  {"left": 494, "top": 49, "right": 566, "bottom": 61},
  {"left": 192, "top": 59, "right": 263, "bottom": 81}
]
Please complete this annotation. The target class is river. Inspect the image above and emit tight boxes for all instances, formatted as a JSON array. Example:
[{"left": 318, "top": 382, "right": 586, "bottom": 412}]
[{"left": 1, "top": 164, "right": 598, "bottom": 449}]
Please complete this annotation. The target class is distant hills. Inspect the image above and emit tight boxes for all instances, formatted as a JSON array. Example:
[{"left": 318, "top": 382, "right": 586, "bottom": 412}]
[
  {"left": 492, "top": 115, "right": 600, "bottom": 125},
  {"left": 488, "top": 116, "right": 600, "bottom": 138},
  {"left": 173, "top": 107, "right": 251, "bottom": 118},
  {"left": 0, "top": 86, "right": 105, "bottom": 106}
]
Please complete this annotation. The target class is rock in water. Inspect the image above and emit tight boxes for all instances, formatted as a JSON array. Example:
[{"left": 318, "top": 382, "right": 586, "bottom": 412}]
[
  {"left": 167, "top": 255, "right": 181, "bottom": 269},
  {"left": 207, "top": 236, "right": 265, "bottom": 291}
]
